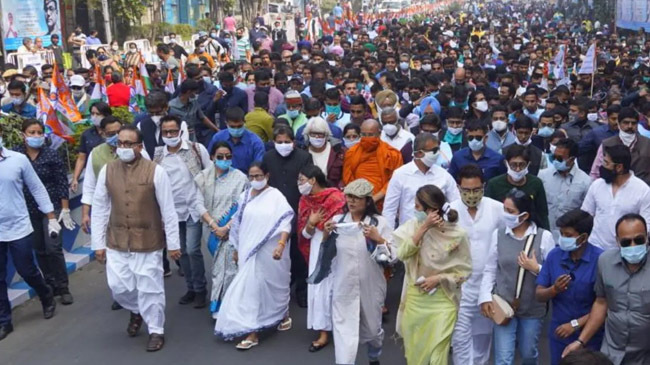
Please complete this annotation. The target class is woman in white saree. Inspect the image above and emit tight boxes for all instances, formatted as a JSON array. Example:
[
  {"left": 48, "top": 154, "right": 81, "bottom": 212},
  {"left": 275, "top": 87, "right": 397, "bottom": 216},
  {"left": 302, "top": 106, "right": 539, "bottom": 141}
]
[{"left": 214, "top": 161, "right": 295, "bottom": 350}]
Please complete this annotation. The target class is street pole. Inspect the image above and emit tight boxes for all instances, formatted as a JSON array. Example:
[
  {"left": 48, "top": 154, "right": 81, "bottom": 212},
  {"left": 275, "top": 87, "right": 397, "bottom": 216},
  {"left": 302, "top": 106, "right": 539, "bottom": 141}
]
[{"left": 102, "top": 0, "right": 112, "bottom": 42}]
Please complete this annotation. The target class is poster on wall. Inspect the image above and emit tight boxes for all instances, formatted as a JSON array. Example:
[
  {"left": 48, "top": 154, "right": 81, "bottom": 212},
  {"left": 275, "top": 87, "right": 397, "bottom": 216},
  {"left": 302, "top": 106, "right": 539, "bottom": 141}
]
[
  {"left": 1, "top": 0, "right": 61, "bottom": 51},
  {"left": 617, "top": 0, "right": 650, "bottom": 31}
]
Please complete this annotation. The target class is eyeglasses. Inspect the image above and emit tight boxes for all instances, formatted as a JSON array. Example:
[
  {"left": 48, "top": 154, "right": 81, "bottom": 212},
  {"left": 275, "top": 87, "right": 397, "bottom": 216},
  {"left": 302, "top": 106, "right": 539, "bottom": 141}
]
[
  {"left": 161, "top": 129, "right": 180, "bottom": 137},
  {"left": 619, "top": 235, "right": 647, "bottom": 247},
  {"left": 466, "top": 135, "right": 484, "bottom": 142},
  {"left": 70, "top": 86, "right": 83, "bottom": 90},
  {"left": 117, "top": 140, "right": 141, "bottom": 148},
  {"left": 551, "top": 155, "right": 573, "bottom": 163},
  {"left": 508, "top": 161, "right": 529, "bottom": 170},
  {"left": 248, "top": 173, "right": 266, "bottom": 181},
  {"left": 215, "top": 154, "right": 232, "bottom": 160},
  {"left": 417, "top": 147, "right": 440, "bottom": 154},
  {"left": 309, "top": 132, "right": 326, "bottom": 138}
]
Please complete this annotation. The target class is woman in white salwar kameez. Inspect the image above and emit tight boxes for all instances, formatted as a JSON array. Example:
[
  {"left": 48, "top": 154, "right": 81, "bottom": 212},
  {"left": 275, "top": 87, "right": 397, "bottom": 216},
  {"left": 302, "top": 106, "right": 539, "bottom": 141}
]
[
  {"left": 214, "top": 162, "right": 295, "bottom": 350},
  {"left": 323, "top": 178, "right": 395, "bottom": 365}
]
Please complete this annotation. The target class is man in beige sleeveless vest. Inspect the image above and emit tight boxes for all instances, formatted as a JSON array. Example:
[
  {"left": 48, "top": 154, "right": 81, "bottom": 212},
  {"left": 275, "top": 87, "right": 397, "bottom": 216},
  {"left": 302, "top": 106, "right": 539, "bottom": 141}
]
[{"left": 91, "top": 125, "right": 181, "bottom": 352}]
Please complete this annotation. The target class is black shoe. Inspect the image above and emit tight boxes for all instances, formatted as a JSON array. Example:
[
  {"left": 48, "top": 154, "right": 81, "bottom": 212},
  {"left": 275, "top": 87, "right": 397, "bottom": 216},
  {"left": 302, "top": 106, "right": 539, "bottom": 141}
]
[
  {"left": 42, "top": 295, "right": 56, "bottom": 319},
  {"left": 179, "top": 290, "right": 195, "bottom": 305},
  {"left": 146, "top": 333, "right": 165, "bottom": 352},
  {"left": 369, "top": 361, "right": 380, "bottom": 365},
  {"left": 0, "top": 324, "right": 13, "bottom": 341},
  {"left": 308, "top": 341, "right": 329, "bottom": 352},
  {"left": 296, "top": 293, "right": 308, "bottom": 308},
  {"left": 58, "top": 288, "right": 74, "bottom": 305},
  {"left": 127, "top": 312, "right": 143, "bottom": 337},
  {"left": 193, "top": 290, "right": 207, "bottom": 309},
  {"left": 164, "top": 268, "right": 172, "bottom": 277},
  {"left": 111, "top": 301, "right": 123, "bottom": 310}
]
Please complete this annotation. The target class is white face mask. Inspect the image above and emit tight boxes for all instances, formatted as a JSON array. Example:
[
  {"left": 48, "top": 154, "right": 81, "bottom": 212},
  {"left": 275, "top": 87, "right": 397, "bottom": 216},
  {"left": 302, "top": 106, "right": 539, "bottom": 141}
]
[
  {"left": 328, "top": 60, "right": 336, "bottom": 67},
  {"left": 587, "top": 113, "right": 598, "bottom": 122},
  {"left": 309, "top": 137, "right": 326, "bottom": 148},
  {"left": 129, "top": 48, "right": 137, "bottom": 53},
  {"left": 515, "top": 136, "right": 532, "bottom": 146},
  {"left": 619, "top": 129, "right": 636, "bottom": 146},
  {"left": 422, "top": 64, "right": 432, "bottom": 72},
  {"left": 475, "top": 100, "right": 489, "bottom": 112},
  {"left": 72, "top": 89, "right": 84, "bottom": 98},
  {"left": 151, "top": 115, "right": 163, "bottom": 125},
  {"left": 513, "top": 44, "right": 522, "bottom": 51},
  {"left": 399, "top": 62, "right": 410, "bottom": 71},
  {"left": 383, "top": 123, "right": 399, "bottom": 136},
  {"left": 116, "top": 147, "right": 136, "bottom": 163},
  {"left": 111, "top": 45, "right": 119, "bottom": 51},
  {"left": 502, "top": 211, "right": 525, "bottom": 229},
  {"left": 418, "top": 150, "right": 439, "bottom": 167},
  {"left": 298, "top": 181, "right": 313, "bottom": 195},
  {"left": 492, "top": 120, "right": 508, "bottom": 132},
  {"left": 12, "top": 96, "right": 25, "bottom": 105},
  {"left": 447, "top": 127, "right": 463, "bottom": 136},
  {"left": 275, "top": 142, "right": 294, "bottom": 157},
  {"left": 506, "top": 162, "right": 528, "bottom": 182},
  {"left": 162, "top": 136, "right": 181, "bottom": 147},
  {"left": 302, "top": 54, "right": 310, "bottom": 61},
  {"left": 251, "top": 178, "right": 267, "bottom": 190},
  {"left": 91, "top": 115, "right": 103, "bottom": 126}
]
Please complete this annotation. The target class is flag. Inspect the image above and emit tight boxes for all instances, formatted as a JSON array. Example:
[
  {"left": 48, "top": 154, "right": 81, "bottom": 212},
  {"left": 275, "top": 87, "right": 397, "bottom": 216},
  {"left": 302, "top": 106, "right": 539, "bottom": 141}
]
[
  {"left": 49, "top": 62, "right": 81, "bottom": 123},
  {"left": 138, "top": 55, "right": 152, "bottom": 92},
  {"left": 177, "top": 59, "right": 186, "bottom": 88},
  {"left": 38, "top": 87, "right": 73, "bottom": 143},
  {"left": 129, "top": 66, "right": 147, "bottom": 113},
  {"left": 164, "top": 68, "right": 176, "bottom": 94},
  {"left": 578, "top": 42, "right": 597, "bottom": 75},
  {"left": 89, "top": 63, "right": 107, "bottom": 105}
]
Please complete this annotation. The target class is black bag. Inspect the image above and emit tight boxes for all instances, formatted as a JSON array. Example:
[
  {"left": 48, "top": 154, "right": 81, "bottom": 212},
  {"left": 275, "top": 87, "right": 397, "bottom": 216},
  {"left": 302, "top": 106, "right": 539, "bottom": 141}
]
[{"left": 306, "top": 214, "right": 347, "bottom": 285}]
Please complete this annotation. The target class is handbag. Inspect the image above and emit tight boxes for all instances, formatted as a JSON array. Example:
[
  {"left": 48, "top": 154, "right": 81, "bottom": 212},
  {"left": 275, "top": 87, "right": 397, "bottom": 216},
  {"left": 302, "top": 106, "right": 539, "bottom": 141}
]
[
  {"left": 306, "top": 214, "right": 347, "bottom": 285},
  {"left": 491, "top": 234, "right": 536, "bottom": 326}
]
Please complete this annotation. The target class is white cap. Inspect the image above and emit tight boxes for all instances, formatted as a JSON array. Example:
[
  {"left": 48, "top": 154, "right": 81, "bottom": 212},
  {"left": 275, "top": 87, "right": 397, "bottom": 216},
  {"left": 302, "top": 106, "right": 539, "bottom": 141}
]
[
  {"left": 443, "top": 30, "right": 454, "bottom": 37},
  {"left": 70, "top": 75, "right": 85, "bottom": 87}
]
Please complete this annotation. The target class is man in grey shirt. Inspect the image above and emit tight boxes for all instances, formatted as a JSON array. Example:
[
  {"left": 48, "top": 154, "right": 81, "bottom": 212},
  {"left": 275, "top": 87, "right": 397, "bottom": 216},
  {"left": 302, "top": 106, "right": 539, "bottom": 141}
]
[
  {"left": 168, "top": 79, "right": 218, "bottom": 147},
  {"left": 563, "top": 213, "right": 650, "bottom": 364}
]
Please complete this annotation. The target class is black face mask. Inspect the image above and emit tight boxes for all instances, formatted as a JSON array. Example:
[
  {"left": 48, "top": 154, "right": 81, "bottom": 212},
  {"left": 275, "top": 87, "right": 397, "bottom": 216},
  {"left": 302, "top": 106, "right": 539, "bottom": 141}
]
[
  {"left": 599, "top": 165, "right": 617, "bottom": 184},
  {"left": 409, "top": 92, "right": 421, "bottom": 101},
  {"left": 277, "top": 84, "right": 288, "bottom": 93},
  {"left": 257, "top": 86, "right": 271, "bottom": 93}
]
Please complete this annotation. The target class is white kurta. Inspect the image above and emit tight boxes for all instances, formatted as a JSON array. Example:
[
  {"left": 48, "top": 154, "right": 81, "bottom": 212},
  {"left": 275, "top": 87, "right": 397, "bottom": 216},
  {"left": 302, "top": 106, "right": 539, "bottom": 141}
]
[
  {"left": 330, "top": 213, "right": 394, "bottom": 365},
  {"left": 214, "top": 187, "right": 294, "bottom": 339},
  {"left": 305, "top": 228, "right": 334, "bottom": 331}
]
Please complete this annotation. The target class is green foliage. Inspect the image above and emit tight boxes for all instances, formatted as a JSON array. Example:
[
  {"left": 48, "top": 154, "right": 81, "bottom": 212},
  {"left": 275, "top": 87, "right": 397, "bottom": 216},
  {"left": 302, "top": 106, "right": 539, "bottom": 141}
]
[
  {"left": 321, "top": 0, "right": 337, "bottom": 13},
  {"left": 173, "top": 24, "right": 196, "bottom": 39},
  {"left": 0, "top": 114, "right": 25, "bottom": 149},
  {"left": 448, "top": 1, "right": 462, "bottom": 13},
  {"left": 196, "top": 18, "right": 215, "bottom": 32},
  {"left": 111, "top": 0, "right": 148, "bottom": 25},
  {"left": 131, "top": 22, "right": 174, "bottom": 42},
  {"left": 111, "top": 106, "right": 135, "bottom": 125}
]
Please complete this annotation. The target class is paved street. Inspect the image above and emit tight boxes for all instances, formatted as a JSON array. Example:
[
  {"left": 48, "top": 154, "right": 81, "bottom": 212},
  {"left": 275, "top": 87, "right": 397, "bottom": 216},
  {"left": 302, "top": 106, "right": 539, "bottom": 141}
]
[{"left": 2, "top": 259, "right": 552, "bottom": 365}]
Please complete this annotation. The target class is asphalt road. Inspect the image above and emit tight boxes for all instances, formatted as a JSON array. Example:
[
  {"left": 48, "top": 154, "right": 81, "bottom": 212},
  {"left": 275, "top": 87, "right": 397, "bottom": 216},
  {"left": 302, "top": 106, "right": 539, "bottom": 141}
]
[{"left": 1, "top": 260, "right": 551, "bottom": 365}]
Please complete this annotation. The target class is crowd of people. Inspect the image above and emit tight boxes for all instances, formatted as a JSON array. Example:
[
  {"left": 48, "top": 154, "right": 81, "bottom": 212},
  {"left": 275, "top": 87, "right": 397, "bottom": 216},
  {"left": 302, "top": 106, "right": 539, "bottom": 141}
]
[{"left": 1, "top": 0, "right": 650, "bottom": 364}]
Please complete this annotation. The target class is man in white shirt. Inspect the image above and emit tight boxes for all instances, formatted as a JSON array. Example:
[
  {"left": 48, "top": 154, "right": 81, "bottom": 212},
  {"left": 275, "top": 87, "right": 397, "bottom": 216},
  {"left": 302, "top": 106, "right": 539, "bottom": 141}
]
[
  {"left": 383, "top": 132, "right": 460, "bottom": 228},
  {"left": 91, "top": 125, "right": 181, "bottom": 352},
  {"left": 538, "top": 138, "right": 592, "bottom": 240},
  {"left": 380, "top": 107, "right": 415, "bottom": 164},
  {"left": 153, "top": 116, "right": 211, "bottom": 308},
  {"left": 581, "top": 144, "right": 650, "bottom": 251},
  {"left": 450, "top": 164, "right": 503, "bottom": 365}
]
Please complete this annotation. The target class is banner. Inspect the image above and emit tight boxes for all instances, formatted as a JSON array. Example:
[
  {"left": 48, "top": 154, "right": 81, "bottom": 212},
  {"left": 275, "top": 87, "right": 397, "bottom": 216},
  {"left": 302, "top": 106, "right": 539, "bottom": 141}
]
[
  {"left": 616, "top": 0, "right": 650, "bottom": 30},
  {"left": 1, "top": 0, "right": 61, "bottom": 51}
]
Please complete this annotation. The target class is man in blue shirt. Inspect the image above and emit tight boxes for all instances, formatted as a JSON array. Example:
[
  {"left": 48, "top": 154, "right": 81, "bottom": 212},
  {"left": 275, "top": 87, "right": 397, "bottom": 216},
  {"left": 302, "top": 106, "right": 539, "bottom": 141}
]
[
  {"left": 206, "top": 72, "right": 249, "bottom": 129},
  {"left": 2, "top": 80, "right": 37, "bottom": 118},
  {"left": 207, "top": 107, "right": 265, "bottom": 172},
  {"left": 536, "top": 209, "right": 604, "bottom": 365},
  {"left": 579, "top": 104, "right": 619, "bottom": 172},
  {"left": 448, "top": 119, "right": 506, "bottom": 181},
  {"left": 0, "top": 126, "right": 60, "bottom": 341}
]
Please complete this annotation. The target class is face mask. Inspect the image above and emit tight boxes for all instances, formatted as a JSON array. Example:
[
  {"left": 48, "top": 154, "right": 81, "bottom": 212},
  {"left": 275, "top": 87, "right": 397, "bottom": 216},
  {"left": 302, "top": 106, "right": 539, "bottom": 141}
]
[
  {"left": 211, "top": 32, "right": 218, "bottom": 38},
  {"left": 72, "top": 89, "right": 84, "bottom": 98},
  {"left": 275, "top": 142, "right": 294, "bottom": 157},
  {"left": 383, "top": 123, "right": 399, "bottom": 137},
  {"left": 328, "top": 60, "right": 336, "bottom": 67},
  {"left": 468, "top": 138, "right": 484, "bottom": 151},
  {"left": 620, "top": 244, "right": 648, "bottom": 264},
  {"left": 298, "top": 182, "right": 314, "bottom": 195},
  {"left": 116, "top": 147, "right": 136, "bottom": 162},
  {"left": 515, "top": 136, "right": 532, "bottom": 146},
  {"left": 514, "top": 44, "right": 522, "bottom": 50},
  {"left": 199, "top": 47, "right": 206, "bottom": 53},
  {"left": 508, "top": 113, "right": 516, "bottom": 124},
  {"left": 203, "top": 76, "right": 212, "bottom": 84},
  {"left": 507, "top": 163, "right": 528, "bottom": 182},
  {"left": 502, "top": 211, "right": 525, "bottom": 229},
  {"left": 409, "top": 92, "right": 421, "bottom": 102},
  {"left": 619, "top": 129, "right": 636, "bottom": 146},
  {"left": 447, "top": 127, "right": 463, "bottom": 136},
  {"left": 418, "top": 150, "right": 439, "bottom": 167},
  {"left": 151, "top": 115, "right": 165, "bottom": 125},
  {"left": 302, "top": 54, "right": 310, "bottom": 61},
  {"left": 552, "top": 157, "right": 571, "bottom": 172},
  {"left": 587, "top": 113, "right": 598, "bottom": 122},
  {"left": 325, "top": 104, "right": 341, "bottom": 116},
  {"left": 414, "top": 210, "right": 427, "bottom": 222},
  {"left": 170, "top": 38, "right": 177, "bottom": 44},
  {"left": 215, "top": 159, "right": 232, "bottom": 170},
  {"left": 25, "top": 136, "right": 45, "bottom": 149},
  {"left": 422, "top": 64, "right": 432, "bottom": 72},
  {"left": 12, "top": 96, "right": 25, "bottom": 105},
  {"left": 129, "top": 48, "right": 137, "bottom": 53},
  {"left": 228, "top": 126, "right": 245, "bottom": 138},
  {"left": 360, "top": 136, "right": 380, "bottom": 151},
  {"left": 549, "top": 144, "right": 557, "bottom": 154},
  {"left": 539, "top": 98, "right": 547, "bottom": 107},
  {"left": 310, "top": 137, "right": 326, "bottom": 148},
  {"left": 91, "top": 115, "right": 103, "bottom": 126},
  {"left": 162, "top": 136, "right": 181, "bottom": 147},
  {"left": 287, "top": 109, "right": 300, "bottom": 119},
  {"left": 558, "top": 235, "right": 580, "bottom": 251},
  {"left": 568, "top": 114, "right": 578, "bottom": 123},
  {"left": 474, "top": 100, "right": 489, "bottom": 112},
  {"left": 106, "top": 134, "right": 118, "bottom": 147},
  {"left": 492, "top": 120, "right": 508, "bottom": 132},
  {"left": 111, "top": 45, "right": 119, "bottom": 51},
  {"left": 461, "top": 189, "right": 483, "bottom": 207},
  {"left": 537, "top": 126, "right": 555, "bottom": 138},
  {"left": 257, "top": 86, "right": 271, "bottom": 93},
  {"left": 399, "top": 62, "right": 410, "bottom": 71},
  {"left": 344, "top": 138, "right": 360, "bottom": 148},
  {"left": 189, "top": 95, "right": 198, "bottom": 103},
  {"left": 599, "top": 165, "right": 617, "bottom": 184},
  {"left": 251, "top": 178, "right": 268, "bottom": 190}
]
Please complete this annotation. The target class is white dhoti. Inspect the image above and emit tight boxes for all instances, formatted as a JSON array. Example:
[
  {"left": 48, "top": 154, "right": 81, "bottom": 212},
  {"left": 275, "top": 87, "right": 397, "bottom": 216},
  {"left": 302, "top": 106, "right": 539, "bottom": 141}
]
[
  {"left": 307, "top": 229, "right": 334, "bottom": 331},
  {"left": 451, "top": 303, "right": 493, "bottom": 365},
  {"left": 106, "top": 248, "right": 166, "bottom": 335}
]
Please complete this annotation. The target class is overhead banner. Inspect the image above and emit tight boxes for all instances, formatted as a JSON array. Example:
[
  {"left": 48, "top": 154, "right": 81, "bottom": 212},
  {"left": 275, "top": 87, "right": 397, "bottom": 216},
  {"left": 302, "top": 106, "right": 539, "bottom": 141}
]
[
  {"left": 616, "top": 0, "right": 650, "bottom": 31},
  {"left": 1, "top": 0, "right": 61, "bottom": 51}
]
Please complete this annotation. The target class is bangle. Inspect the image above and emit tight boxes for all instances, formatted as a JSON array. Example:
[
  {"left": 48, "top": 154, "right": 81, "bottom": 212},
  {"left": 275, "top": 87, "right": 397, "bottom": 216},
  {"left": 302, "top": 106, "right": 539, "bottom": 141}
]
[
  {"left": 575, "top": 339, "right": 585, "bottom": 347},
  {"left": 278, "top": 240, "right": 286, "bottom": 247}
]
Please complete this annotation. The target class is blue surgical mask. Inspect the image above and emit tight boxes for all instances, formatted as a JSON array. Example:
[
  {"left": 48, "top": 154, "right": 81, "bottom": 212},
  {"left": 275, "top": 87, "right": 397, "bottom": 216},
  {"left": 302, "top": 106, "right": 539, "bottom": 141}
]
[
  {"left": 508, "top": 112, "right": 516, "bottom": 124},
  {"left": 25, "top": 136, "right": 45, "bottom": 149},
  {"left": 287, "top": 109, "right": 300, "bottom": 119},
  {"left": 228, "top": 126, "right": 245, "bottom": 138},
  {"left": 558, "top": 235, "right": 579, "bottom": 251},
  {"left": 414, "top": 210, "right": 427, "bottom": 222},
  {"left": 215, "top": 159, "right": 232, "bottom": 170},
  {"left": 620, "top": 244, "right": 648, "bottom": 264},
  {"left": 203, "top": 76, "right": 212, "bottom": 85},
  {"left": 552, "top": 158, "right": 570, "bottom": 172},
  {"left": 325, "top": 104, "right": 341, "bottom": 116},
  {"left": 538, "top": 126, "right": 555, "bottom": 138},
  {"left": 468, "top": 138, "right": 484, "bottom": 151},
  {"left": 106, "top": 134, "right": 118, "bottom": 147}
]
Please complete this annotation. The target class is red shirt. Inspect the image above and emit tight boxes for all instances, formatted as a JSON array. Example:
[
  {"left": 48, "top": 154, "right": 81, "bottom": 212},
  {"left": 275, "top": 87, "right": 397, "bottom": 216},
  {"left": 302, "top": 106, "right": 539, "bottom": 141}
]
[{"left": 106, "top": 82, "right": 131, "bottom": 107}]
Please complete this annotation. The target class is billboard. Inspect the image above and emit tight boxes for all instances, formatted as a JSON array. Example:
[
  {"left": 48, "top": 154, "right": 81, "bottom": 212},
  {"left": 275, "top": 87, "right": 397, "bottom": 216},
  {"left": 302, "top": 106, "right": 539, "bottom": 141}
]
[
  {"left": 616, "top": 0, "right": 650, "bottom": 31},
  {"left": 1, "top": 0, "right": 61, "bottom": 51}
]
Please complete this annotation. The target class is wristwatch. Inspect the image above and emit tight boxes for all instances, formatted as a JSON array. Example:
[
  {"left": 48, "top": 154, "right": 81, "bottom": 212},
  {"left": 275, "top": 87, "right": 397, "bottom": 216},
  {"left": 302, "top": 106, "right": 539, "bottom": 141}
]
[{"left": 571, "top": 319, "right": 580, "bottom": 330}]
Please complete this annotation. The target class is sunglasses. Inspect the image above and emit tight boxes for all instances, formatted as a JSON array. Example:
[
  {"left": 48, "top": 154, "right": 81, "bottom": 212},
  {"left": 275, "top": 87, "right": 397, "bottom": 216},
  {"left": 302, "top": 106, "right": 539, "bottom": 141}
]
[
  {"left": 70, "top": 86, "right": 83, "bottom": 90},
  {"left": 552, "top": 155, "right": 573, "bottom": 163},
  {"left": 466, "top": 135, "right": 484, "bottom": 142},
  {"left": 619, "top": 236, "right": 647, "bottom": 247},
  {"left": 418, "top": 147, "right": 440, "bottom": 154}
]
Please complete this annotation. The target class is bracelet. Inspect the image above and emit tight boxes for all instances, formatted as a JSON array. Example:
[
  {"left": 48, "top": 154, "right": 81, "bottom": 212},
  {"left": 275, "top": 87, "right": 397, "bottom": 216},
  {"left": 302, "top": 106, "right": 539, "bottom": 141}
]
[
  {"left": 278, "top": 240, "right": 286, "bottom": 247},
  {"left": 575, "top": 339, "right": 585, "bottom": 347}
]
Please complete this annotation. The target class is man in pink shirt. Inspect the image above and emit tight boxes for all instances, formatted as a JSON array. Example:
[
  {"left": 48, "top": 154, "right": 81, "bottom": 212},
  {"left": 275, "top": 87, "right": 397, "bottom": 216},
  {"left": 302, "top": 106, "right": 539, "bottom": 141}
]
[{"left": 223, "top": 14, "right": 237, "bottom": 32}]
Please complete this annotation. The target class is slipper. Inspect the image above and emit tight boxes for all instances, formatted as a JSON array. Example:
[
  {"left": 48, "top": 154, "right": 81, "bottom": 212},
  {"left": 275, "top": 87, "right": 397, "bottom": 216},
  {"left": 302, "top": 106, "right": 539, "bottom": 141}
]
[
  {"left": 308, "top": 341, "right": 329, "bottom": 352},
  {"left": 236, "top": 340, "right": 259, "bottom": 350},
  {"left": 277, "top": 317, "right": 292, "bottom": 331}
]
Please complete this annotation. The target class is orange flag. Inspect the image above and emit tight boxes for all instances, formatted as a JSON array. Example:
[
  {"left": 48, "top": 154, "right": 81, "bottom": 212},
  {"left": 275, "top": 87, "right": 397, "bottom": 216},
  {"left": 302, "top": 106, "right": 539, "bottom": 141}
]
[{"left": 49, "top": 62, "right": 81, "bottom": 123}]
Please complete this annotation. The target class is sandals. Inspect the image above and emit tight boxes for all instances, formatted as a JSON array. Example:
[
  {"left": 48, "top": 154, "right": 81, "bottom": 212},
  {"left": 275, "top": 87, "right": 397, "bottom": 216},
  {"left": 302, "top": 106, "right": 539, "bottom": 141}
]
[
  {"left": 146, "top": 334, "right": 165, "bottom": 352},
  {"left": 236, "top": 339, "right": 259, "bottom": 350},
  {"left": 277, "top": 317, "right": 292, "bottom": 331},
  {"left": 127, "top": 313, "right": 143, "bottom": 337}
]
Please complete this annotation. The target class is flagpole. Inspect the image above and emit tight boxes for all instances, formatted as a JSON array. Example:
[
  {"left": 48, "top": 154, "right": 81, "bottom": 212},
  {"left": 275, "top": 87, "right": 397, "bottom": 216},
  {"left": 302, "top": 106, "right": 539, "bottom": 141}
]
[{"left": 590, "top": 41, "right": 597, "bottom": 98}]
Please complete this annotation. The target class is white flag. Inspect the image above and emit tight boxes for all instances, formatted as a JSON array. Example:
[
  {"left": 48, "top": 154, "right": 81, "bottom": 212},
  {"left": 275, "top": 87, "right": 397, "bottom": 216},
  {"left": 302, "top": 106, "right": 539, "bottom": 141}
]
[{"left": 578, "top": 43, "right": 596, "bottom": 75}]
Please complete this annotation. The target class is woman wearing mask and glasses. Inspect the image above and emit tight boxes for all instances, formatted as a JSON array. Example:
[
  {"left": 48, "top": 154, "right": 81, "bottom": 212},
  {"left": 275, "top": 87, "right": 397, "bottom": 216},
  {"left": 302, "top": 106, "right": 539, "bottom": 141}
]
[
  {"left": 194, "top": 142, "right": 248, "bottom": 319},
  {"left": 304, "top": 117, "right": 346, "bottom": 188},
  {"left": 478, "top": 188, "right": 555, "bottom": 365},
  {"left": 14, "top": 119, "right": 76, "bottom": 305},
  {"left": 296, "top": 164, "right": 346, "bottom": 352},
  {"left": 392, "top": 184, "right": 472, "bottom": 365},
  {"left": 71, "top": 102, "right": 112, "bottom": 192},
  {"left": 214, "top": 161, "right": 294, "bottom": 350}
]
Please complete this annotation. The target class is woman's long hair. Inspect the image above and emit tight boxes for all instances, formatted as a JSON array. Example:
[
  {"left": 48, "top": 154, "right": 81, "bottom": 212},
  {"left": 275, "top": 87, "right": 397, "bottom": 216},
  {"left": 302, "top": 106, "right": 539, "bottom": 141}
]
[{"left": 415, "top": 184, "right": 458, "bottom": 223}]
